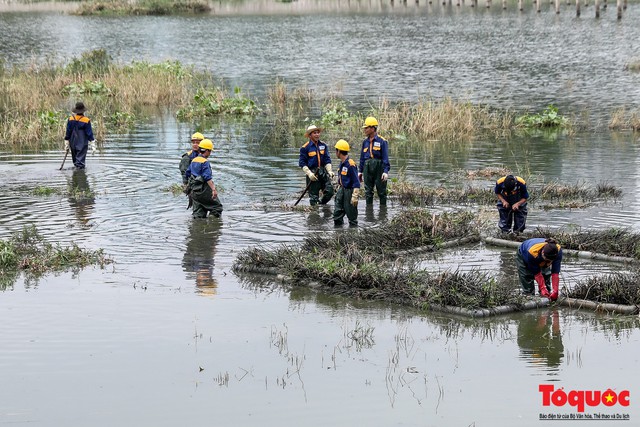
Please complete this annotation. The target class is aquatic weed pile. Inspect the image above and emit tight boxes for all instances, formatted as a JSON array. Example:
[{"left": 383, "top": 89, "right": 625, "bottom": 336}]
[
  {"left": 569, "top": 272, "right": 640, "bottom": 305},
  {"left": 391, "top": 181, "right": 621, "bottom": 208},
  {"left": 233, "top": 209, "right": 529, "bottom": 310},
  {"left": 527, "top": 228, "right": 640, "bottom": 259},
  {"left": 0, "top": 226, "right": 112, "bottom": 285}
]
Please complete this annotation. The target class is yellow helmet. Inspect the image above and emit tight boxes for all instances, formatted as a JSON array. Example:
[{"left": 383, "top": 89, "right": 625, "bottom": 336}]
[
  {"left": 362, "top": 117, "right": 379, "bottom": 128},
  {"left": 198, "top": 139, "right": 214, "bottom": 151},
  {"left": 335, "top": 139, "right": 350, "bottom": 152},
  {"left": 191, "top": 132, "right": 205, "bottom": 141}
]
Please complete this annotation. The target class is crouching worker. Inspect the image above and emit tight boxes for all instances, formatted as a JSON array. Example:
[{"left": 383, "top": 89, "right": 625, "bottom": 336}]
[
  {"left": 495, "top": 174, "right": 528, "bottom": 234},
  {"left": 333, "top": 140, "right": 360, "bottom": 227},
  {"left": 187, "top": 139, "right": 223, "bottom": 219},
  {"left": 516, "top": 238, "right": 562, "bottom": 300}
]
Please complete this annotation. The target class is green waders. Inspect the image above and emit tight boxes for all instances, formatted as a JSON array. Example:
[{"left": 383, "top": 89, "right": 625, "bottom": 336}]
[
  {"left": 307, "top": 167, "right": 334, "bottom": 206},
  {"left": 333, "top": 186, "right": 358, "bottom": 226},
  {"left": 363, "top": 158, "right": 387, "bottom": 205},
  {"left": 516, "top": 251, "right": 551, "bottom": 294},
  {"left": 179, "top": 153, "right": 192, "bottom": 184},
  {"left": 188, "top": 176, "right": 224, "bottom": 219}
]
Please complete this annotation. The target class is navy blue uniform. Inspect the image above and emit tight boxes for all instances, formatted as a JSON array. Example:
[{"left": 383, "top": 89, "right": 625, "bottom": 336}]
[
  {"left": 495, "top": 175, "right": 529, "bottom": 233},
  {"left": 359, "top": 134, "right": 390, "bottom": 205},
  {"left": 188, "top": 156, "right": 223, "bottom": 219},
  {"left": 65, "top": 114, "right": 94, "bottom": 169},
  {"left": 299, "top": 140, "right": 334, "bottom": 205},
  {"left": 333, "top": 156, "right": 361, "bottom": 226}
]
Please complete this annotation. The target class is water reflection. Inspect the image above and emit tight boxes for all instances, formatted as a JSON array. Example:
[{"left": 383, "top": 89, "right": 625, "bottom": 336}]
[
  {"left": 306, "top": 205, "right": 334, "bottom": 228},
  {"left": 67, "top": 169, "right": 95, "bottom": 226},
  {"left": 517, "top": 310, "right": 564, "bottom": 373},
  {"left": 182, "top": 219, "right": 222, "bottom": 296},
  {"left": 364, "top": 203, "right": 388, "bottom": 223}
]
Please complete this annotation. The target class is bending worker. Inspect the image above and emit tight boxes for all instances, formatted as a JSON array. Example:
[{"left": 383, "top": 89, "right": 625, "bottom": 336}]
[
  {"left": 516, "top": 238, "right": 562, "bottom": 300},
  {"left": 495, "top": 174, "right": 529, "bottom": 234},
  {"left": 180, "top": 132, "right": 204, "bottom": 186},
  {"left": 298, "top": 124, "right": 334, "bottom": 205},
  {"left": 358, "top": 117, "right": 390, "bottom": 206},
  {"left": 333, "top": 139, "right": 360, "bottom": 227},
  {"left": 187, "top": 139, "right": 223, "bottom": 219}
]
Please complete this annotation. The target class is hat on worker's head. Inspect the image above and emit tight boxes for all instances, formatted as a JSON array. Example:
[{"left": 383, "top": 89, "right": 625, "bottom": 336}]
[
  {"left": 198, "top": 139, "right": 214, "bottom": 151},
  {"left": 362, "top": 117, "right": 379, "bottom": 128},
  {"left": 191, "top": 132, "right": 205, "bottom": 141},
  {"left": 504, "top": 175, "right": 517, "bottom": 192},
  {"left": 542, "top": 240, "right": 559, "bottom": 260},
  {"left": 72, "top": 102, "right": 86, "bottom": 114},
  {"left": 304, "top": 124, "right": 323, "bottom": 138},
  {"left": 335, "top": 139, "right": 350, "bottom": 152}
]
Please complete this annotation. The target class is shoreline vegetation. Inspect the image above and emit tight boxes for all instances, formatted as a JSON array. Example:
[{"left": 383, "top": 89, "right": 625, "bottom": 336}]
[{"left": 1, "top": 49, "right": 639, "bottom": 149}]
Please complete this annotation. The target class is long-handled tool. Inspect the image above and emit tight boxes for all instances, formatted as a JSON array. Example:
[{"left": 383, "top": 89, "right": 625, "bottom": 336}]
[
  {"left": 59, "top": 148, "right": 70, "bottom": 170},
  {"left": 293, "top": 178, "right": 314, "bottom": 207}
]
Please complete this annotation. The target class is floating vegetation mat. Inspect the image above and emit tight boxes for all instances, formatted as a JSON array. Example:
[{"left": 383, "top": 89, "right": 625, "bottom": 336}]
[
  {"left": 569, "top": 272, "right": 640, "bottom": 306},
  {"left": 391, "top": 181, "right": 621, "bottom": 209},
  {"left": 233, "top": 209, "right": 551, "bottom": 316},
  {"left": 0, "top": 226, "right": 112, "bottom": 289}
]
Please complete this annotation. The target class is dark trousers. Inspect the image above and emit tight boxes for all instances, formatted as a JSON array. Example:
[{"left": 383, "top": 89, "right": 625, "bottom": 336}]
[
  {"left": 70, "top": 141, "right": 88, "bottom": 169},
  {"left": 333, "top": 187, "right": 358, "bottom": 226},
  {"left": 363, "top": 158, "right": 387, "bottom": 205},
  {"left": 307, "top": 167, "right": 334, "bottom": 205},
  {"left": 516, "top": 251, "right": 551, "bottom": 294},
  {"left": 498, "top": 203, "right": 527, "bottom": 232}
]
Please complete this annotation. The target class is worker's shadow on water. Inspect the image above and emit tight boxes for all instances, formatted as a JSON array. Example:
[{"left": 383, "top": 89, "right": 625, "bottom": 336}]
[
  {"left": 364, "top": 204, "right": 388, "bottom": 224},
  {"left": 182, "top": 219, "right": 222, "bottom": 297},
  {"left": 67, "top": 169, "right": 95, "bottom": 227},
  {"left": 516, "top": 309, "right": 564, "bottom": 372}
]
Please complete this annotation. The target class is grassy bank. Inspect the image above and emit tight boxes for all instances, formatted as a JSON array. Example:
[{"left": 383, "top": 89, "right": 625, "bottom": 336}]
[{"left": 74, "top": 0, "right": 210, "bottom": 16}]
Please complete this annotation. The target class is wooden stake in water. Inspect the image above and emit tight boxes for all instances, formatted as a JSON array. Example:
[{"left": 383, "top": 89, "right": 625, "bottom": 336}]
[
  {"left": 556, "top": 0, "right": 561, "bottom": 13},
  {"left": 595, "top": 0, "right": 600, "bottom": 17},
  {"left": 603, "top": 0, "right": 607, "bottom": 9},
  {"left": 502, "top": 0, "right": 507, "bottom": 8},
  {"left": 537, "top": 0, "right": 541, "bottom": 12},
  {"left": 519, "top": 0, "right": 523, "bottom": 10},
  {"left": 576, "top": 0, "right": 581, "bottom": 15}
]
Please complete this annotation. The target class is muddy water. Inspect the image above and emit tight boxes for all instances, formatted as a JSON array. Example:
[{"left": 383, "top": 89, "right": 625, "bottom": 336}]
[{"left": 2, "top": 7, "right": 640, "bottom": 427}]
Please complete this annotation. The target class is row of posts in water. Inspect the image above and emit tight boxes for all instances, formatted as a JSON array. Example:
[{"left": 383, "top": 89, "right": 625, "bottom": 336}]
[{"left": 389, "top": 0, "right": 629, "bottom": 18}]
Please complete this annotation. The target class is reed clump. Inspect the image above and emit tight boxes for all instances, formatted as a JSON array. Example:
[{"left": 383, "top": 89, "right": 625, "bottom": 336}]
[
  {"left": 0, "top": 49, "right": 207, "bottom": 147},
  {"left": 391, "top": 180, "right": 621, "bottom": 208},
  {"left": 372, "top": 97, "right": 514, "bottom": 142},
  {"left": 569, "top": 272, "right": 640, "bottom": 305},
  {"left": 0, "top": 225, "right": 112, "bottom": 288},
  {"left": 608, "top": 107, "right": 640, "bottom": 131}
]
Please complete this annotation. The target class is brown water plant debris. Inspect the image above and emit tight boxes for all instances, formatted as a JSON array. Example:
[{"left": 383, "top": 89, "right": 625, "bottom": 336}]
[
  {"left": 0, "top": 225, "right": 112, "bottom": 287},
  {"left": 391, "top": 180, "right": 621, "bottom": 208},
  {"left": 569, "top": 272, "right": 640, "bottom": 306},
  {"left": 527, "top": 228, "right": 640, "bottom": 260}
]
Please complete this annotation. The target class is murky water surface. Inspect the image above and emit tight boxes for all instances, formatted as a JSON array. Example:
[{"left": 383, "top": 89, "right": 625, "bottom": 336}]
[{"left": 2, "top": 5, "right": 640, "bottom": 426}]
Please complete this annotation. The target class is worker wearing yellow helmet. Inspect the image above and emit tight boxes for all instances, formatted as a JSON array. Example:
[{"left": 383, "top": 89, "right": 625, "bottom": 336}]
[
  {"left": 180, "top": 132, "right": 205, "bottom": 186},
  {"left": 333, "top": 139, "right": 360, "bottom": 227},
  {"left": 359, "top": 116, "right": 390, "bottom": 206},
  {"left": 187, "top": 139, "right": 223, "bottom": 219}
]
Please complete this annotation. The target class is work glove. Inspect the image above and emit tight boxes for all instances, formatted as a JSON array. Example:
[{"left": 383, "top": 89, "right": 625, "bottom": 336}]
[
  {"left": 89, "top": 140, "right": 97, "bottom": 153},
  {"left": 325, "top": 163, "right": 335, "bottom": 180},
  {"left": 549, "top": 273, "right": 560, "bottom": 301},
  {"left": 64, "top": 140, "right": 69, "bottom": 150},
  {"left": 381, "top": 172, "right": 388, "bottom": 181},
  {"left": 351, "top": 188, "right": 359, "bottom": 207},
  {"left": 302, "top": 166, "right": 317, "bottom": 181},
  {"left": 534, "top": 273, "right": 550, "bottom": 298}
]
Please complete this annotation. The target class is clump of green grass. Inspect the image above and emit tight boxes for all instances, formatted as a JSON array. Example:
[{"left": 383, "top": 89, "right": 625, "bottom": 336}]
[
  {"left": 0, "top": 226, "right": 112, "bottom": 288},
  {"left": 624, "top": 59, "right": 640, "bottom": 72},
  {"left": 570, "top": 272, "right": 640, "bottom": 305},
  {"left": 177, "top": 87, "right": 260, "bottom": 119},
  {"left": 32, "top": 186, "right": 61, "bottom": 196},
  {"left": 516, "top": 105, "right": 569, "bottom": 128}
]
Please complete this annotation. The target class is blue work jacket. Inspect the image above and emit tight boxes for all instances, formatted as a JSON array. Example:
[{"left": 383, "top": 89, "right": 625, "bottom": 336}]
[
  {"left": 299, "top": 140, "right": 331, "bottom": 170},
  {"left": 359, "top": 134, "right": 390, "bottom": 174},
  {"left": 338, "top": 156, "right": 361, "bottom": 189},
  {"left": 519, "top": 238, "right": 563, "bottom": 275}
]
